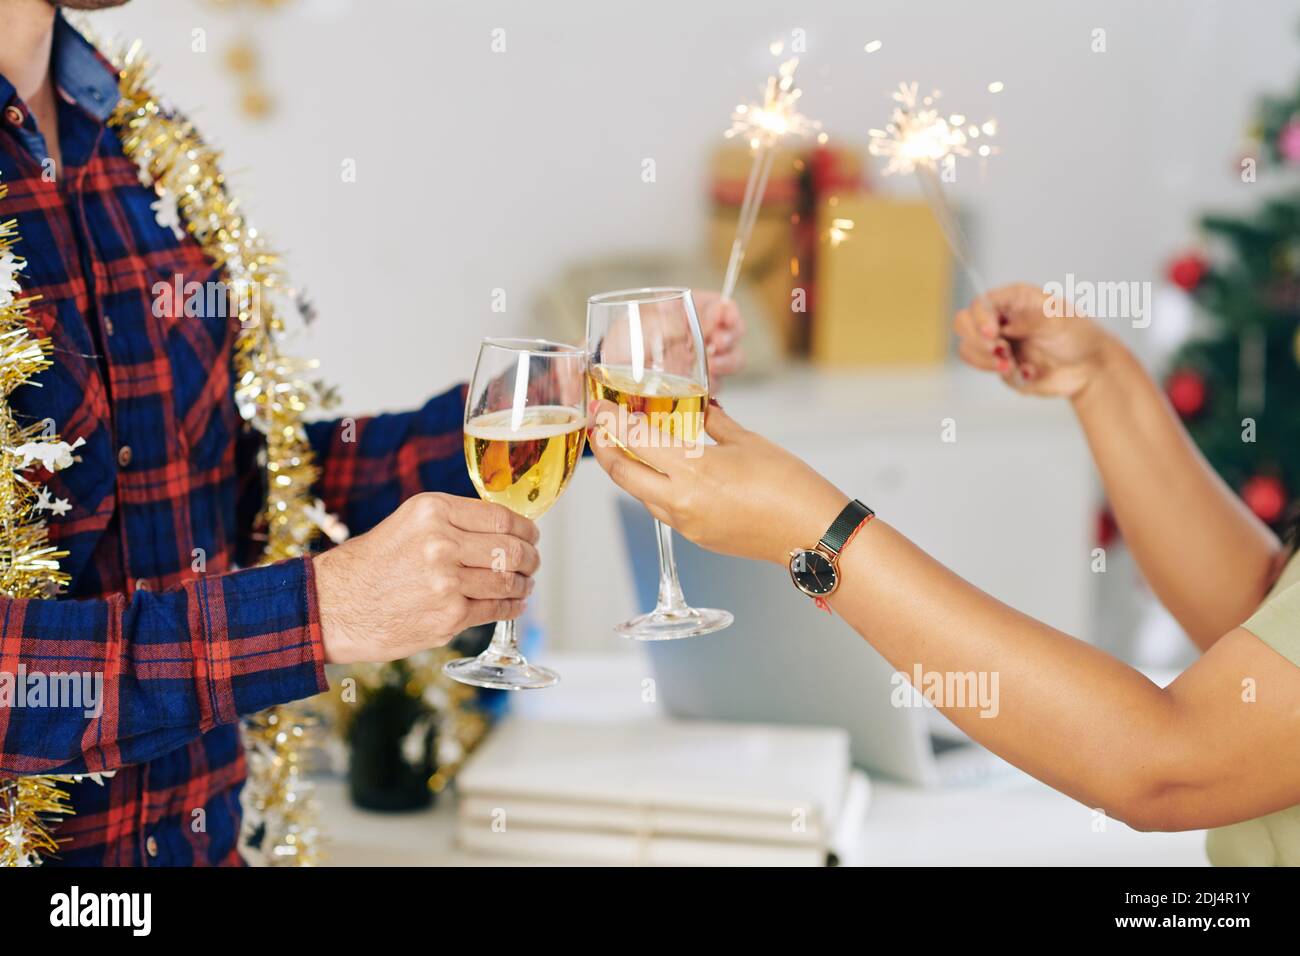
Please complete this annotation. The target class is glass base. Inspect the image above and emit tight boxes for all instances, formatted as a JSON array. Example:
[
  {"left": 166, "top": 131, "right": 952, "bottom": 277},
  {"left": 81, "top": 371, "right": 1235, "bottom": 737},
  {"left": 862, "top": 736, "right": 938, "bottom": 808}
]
[
  {"left": 615, "top": 606, "right": 734, "bottom": 642},
  {"left": 442, "top": 654, "right": 559, "bottom": 690}
]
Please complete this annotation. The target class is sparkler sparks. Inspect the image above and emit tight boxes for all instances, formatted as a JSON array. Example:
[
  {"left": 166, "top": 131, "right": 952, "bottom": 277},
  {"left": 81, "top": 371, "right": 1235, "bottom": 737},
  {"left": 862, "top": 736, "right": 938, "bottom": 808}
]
[
  {"left": 867, "top": 82, "right": 998, "bottom": 176},
  {"left": 725, "top": 57, "right": 820, "bottom": 151},
  {"left": 866, "top": 78, "right": 1004, "bottom": 340},
  {"left": 720, "top": 53, "right": 822, "bottom": 299}
]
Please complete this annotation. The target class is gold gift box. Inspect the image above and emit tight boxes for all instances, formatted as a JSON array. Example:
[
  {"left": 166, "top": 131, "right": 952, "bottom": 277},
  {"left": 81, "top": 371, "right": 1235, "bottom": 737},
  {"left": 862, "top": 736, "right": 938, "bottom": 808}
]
[
  {"left": 708, "top": 143, "right": 866, "bottom": 357},
  {"left": 811, "top": 194, "right": 953, "bottom": 367}
]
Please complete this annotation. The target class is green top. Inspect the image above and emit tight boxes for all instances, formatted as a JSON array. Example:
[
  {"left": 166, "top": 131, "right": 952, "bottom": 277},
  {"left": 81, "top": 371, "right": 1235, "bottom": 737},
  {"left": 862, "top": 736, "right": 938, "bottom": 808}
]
[{"left": 1204, "top": 554, "right": 1300, "bottom": 866}]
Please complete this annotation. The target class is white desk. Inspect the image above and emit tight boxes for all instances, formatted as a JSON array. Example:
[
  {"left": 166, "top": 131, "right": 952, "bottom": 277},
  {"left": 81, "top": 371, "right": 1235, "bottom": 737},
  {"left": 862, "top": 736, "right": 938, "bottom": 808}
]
[{"left": 316, "top": 654, "right": 1209, "bottom": 867}]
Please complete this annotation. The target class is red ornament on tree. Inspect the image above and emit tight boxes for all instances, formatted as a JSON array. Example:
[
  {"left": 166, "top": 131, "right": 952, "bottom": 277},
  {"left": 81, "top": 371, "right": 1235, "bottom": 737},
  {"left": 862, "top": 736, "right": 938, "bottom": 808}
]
[
  {"left": 1167, "top": 252, "right": 1208, "bottom": 292},
  {"left": 1166, "top": 368, "right": 1207, "bottom": 417},
  {"left": 1242, "top": 475, "right": 1288, "bottom": 524}
]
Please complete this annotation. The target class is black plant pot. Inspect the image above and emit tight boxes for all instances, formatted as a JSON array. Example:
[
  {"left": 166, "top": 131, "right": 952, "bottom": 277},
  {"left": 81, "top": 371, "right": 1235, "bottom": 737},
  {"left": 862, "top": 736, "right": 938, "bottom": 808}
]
[{"left": 347, "top": 684, "right": 437, "bottom": 812}]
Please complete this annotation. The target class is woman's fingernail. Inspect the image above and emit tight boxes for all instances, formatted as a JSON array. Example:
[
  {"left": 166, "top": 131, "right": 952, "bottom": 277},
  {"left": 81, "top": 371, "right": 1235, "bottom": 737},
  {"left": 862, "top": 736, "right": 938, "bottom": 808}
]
[
  {"left": 998, "top": 315, "right": 1010, "bottom": 327},
  {"left": 708, "top": 396, "right": 723, "bottom": 410},
  {"left": 996, "top": 358, "right": 1011, "bottom": 374},
  {"left": 993, "top": 344, "right": 1008, "bottom": 359},
  {"left": 1021, "top": 364, "right": 1035, "bottom": 380},
  {"left": 588, "top": 399, "right": 599, "bottom": 415},
  {"left": 980, "top": 324, "right": 997, "bottom": 339}
]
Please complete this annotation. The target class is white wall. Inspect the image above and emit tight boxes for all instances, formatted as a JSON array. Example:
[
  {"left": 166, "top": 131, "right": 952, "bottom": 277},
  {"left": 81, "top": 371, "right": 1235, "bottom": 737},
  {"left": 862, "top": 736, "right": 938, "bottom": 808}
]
[{"left": 90, "top": 0, "right": 1295, "bottom": 414}]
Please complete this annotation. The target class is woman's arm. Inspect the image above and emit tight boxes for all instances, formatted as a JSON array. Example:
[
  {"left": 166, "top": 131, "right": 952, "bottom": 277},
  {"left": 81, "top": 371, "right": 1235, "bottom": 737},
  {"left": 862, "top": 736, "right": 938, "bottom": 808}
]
[
  {"left": 828, "top": 519, "right": 1300, "bottom": 831},
  {"left": 588, "top": 400, "right": 1300, "bottom": 831},
  {"left": 956, "top": 284, "right": 1280, "bottom": 650},
  {"left": 1072, "top": 341, "right": 1279, "bottom": 647}
]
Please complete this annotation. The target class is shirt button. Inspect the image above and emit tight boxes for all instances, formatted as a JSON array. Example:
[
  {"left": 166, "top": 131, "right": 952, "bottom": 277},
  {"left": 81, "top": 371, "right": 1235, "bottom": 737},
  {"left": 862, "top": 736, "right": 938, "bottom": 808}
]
[
  {"left": 145, "top": 836, "right": 158, "bottom": 858},
  {"left": 117, "top": 445, "right": 132, "bottom": 468},
  {"left": 135, "top": 579, "right": 151, "bottom": 593},
  {"left": 4, "top": 104, "right": 22, "bottom": 126},
  {"left": 104, "top": 317, "right": 114, "bottom": 336}
]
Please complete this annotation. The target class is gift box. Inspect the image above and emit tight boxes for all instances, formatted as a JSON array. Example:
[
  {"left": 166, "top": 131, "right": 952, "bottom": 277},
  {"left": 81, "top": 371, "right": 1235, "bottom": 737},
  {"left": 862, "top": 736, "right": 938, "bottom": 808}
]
[
  {"left": 811, "top": 194, "right": 953, "bottom": 367},
  {"left": 708, "top": 143, "right": 865, "bottom": 357}
]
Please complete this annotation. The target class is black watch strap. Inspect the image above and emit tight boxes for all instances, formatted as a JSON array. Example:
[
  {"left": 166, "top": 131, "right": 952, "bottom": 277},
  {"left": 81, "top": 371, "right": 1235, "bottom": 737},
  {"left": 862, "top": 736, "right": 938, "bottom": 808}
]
[{"left": 820, "top": 500, "right": 874, "bottom": 556}]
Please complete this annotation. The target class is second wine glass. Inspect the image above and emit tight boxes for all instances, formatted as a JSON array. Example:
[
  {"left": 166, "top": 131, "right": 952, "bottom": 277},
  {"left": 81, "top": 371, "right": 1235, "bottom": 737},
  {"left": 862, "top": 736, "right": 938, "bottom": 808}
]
[
  {"left": 444, "top": 338, "right": 586, "bottom": 690},
  {"left": 586, "top": 287, "right": 734, "bottom": 641}
]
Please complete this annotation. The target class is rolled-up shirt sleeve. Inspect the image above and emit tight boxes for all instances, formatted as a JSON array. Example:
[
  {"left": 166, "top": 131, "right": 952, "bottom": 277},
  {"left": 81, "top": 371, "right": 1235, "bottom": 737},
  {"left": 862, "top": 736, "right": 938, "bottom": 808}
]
[
  {"left": 0, "top": 557, "right": 327, "bottom": 777},
  {"left": 1242, "top": 580, "right": 1300, "bottom": 669},
  {"left": 304, "top": 383, "right": 475, "bottom": 538}
]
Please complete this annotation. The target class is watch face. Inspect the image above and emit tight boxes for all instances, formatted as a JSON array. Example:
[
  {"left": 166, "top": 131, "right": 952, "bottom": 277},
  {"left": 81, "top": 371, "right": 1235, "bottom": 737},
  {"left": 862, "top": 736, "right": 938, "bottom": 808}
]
[{"left": 789, "top": 549, "right": 837, "bottom": 596}]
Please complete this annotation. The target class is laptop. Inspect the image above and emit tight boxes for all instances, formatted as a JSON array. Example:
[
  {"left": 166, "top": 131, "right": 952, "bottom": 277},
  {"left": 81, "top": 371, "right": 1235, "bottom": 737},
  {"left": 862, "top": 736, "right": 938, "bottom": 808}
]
[{"left": 618, "top": 500, "right": 1011, "bottom": 787}]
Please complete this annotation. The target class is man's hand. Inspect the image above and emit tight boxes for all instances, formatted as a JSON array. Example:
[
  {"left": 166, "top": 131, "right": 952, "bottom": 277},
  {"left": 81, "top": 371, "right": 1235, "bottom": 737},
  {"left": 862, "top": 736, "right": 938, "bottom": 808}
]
[
  {"left": 313, "top": 492, "right": 539, "bottom": 664},
  {"left": 692, "top": 289, "right": 746, "bottom": 381}
]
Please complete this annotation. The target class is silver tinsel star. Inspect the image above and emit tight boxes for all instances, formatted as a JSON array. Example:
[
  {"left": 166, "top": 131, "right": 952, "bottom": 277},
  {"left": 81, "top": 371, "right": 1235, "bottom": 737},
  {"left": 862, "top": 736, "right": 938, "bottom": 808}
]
[{"left": 150, "top": 189, "right": 185, "bottom": 240}]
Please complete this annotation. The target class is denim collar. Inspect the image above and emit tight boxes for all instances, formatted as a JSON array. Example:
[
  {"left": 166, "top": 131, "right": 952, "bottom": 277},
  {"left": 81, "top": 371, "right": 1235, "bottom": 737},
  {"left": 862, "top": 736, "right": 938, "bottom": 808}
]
[
  {"left": 0, "top": 14, "right": 118, "bottom": 125},
  {"left": 51, "top": 14, "right": 119, "bottom": 123}
]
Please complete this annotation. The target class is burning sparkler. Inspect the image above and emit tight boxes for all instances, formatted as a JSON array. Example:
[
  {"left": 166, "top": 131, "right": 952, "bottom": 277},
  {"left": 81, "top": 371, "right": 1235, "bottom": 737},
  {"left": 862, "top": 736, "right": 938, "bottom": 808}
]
[
  {"left": 720, "top": 55, "right": 821, "bottom": 300},
  {"left": 868, "top": 82, "right": 998, "bottom": 295}
]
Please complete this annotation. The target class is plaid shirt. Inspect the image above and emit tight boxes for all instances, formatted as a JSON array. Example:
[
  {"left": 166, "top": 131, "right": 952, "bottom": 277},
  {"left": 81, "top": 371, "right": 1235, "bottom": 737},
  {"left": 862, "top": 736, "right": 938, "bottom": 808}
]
[{"left": 0, "top": 17, "right": 473, "bottom": 866}]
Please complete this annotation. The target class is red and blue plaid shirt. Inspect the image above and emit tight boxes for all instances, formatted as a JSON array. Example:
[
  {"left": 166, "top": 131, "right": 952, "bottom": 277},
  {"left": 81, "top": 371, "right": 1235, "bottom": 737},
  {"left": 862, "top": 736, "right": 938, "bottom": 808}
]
[{"left": 0, "top": 16, "right": 473, "bottom": 866}]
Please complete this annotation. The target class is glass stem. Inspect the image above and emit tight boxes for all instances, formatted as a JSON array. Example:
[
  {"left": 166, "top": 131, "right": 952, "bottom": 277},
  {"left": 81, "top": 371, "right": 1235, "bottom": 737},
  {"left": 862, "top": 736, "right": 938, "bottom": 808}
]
[
  {"left": 485, "top": 618, "right": 523, "bottom": 664},
  {"left": 653, "top": 518, "right": 690, "bottom": 614}
]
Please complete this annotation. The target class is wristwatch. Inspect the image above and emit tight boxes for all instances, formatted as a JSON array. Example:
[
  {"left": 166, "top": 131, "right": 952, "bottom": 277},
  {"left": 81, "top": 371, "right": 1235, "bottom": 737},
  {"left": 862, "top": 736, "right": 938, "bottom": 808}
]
[{"left": 788, "top": 499, "right": 875, "bottom": 599}]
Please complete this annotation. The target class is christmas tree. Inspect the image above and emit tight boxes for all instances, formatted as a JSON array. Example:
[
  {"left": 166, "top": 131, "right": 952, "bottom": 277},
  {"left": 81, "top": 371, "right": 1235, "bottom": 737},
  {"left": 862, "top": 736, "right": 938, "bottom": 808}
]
[{"left": 1164, "top": 63, "right": 1300, "bottom": 529}]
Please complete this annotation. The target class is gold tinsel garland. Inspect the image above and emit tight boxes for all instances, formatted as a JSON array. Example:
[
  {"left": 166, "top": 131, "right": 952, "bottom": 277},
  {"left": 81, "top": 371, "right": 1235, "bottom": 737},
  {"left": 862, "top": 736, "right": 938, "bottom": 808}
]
[
  {"left": 0, "top": 776, "right": 73, "bottom": 867},
  {"left": 6, "top": 28, "right": 488, "bottom": 865},
  {"left": 0, "top": 178, "right": 83, "bottom": 866},
  {"left": 104, "top": 40, "right": 493, "bottom": 844},
  {"left": 104, "top": 38, "right": 346, "bottom": 867}
]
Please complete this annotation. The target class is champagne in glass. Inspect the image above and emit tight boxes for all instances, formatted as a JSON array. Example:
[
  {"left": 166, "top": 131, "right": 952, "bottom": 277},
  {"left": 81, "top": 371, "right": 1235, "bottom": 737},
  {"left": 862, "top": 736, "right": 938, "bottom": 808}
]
[
  {"left": 444, "top": 339, "right": 586, "bottom": 690},
  {"left": 586, "top": 288, "right": 733, "bottom": 641},
  {"left": 587, "top": 365, "right": 707, "bottom": 446},
  {"left": 464, "top": 406, "right": 585, "bottom": 520}
]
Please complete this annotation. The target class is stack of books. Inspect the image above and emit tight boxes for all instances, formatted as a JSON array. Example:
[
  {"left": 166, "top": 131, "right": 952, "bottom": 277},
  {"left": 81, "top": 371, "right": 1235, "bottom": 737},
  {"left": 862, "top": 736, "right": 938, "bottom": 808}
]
[{"left": 455, "top": 718, "right": 867, "bottom": 866}]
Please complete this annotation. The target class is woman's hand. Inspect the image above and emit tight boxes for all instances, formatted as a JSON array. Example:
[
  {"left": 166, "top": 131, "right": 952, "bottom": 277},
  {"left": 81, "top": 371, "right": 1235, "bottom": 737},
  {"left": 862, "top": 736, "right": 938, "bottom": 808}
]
[
  {"left": 692, "top": 289, "right": 746, "bottom": 381},
  {"left": 954, "top": 282, "right": 1120, "bottom": 400},
  {"left": 587, "top": 398, "right": 847, "bottom": 564}
]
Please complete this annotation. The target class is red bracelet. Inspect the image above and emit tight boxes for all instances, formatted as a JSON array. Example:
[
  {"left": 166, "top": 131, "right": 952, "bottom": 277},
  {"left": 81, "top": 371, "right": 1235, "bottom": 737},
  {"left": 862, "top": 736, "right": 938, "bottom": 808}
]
[{"left": 813, "top": 511, "right": 874, "bottom": 615}]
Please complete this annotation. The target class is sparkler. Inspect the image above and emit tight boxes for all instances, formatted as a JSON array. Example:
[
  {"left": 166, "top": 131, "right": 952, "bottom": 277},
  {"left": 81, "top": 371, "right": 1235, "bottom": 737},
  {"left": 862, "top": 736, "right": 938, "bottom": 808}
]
[
  {"left": 721, "top": 55, "right": 821, "bottom": 300},
  {"left": 868, "top": 82, "right": 997, "bottom": 296}
]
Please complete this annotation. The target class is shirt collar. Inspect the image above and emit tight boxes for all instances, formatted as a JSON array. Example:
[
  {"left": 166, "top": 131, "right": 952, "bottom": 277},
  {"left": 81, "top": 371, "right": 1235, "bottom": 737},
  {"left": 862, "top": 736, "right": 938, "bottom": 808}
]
[
  {"left": 0, "top": 15, "right": 118, "bottom": 125},
  {"left": 51, "top": 14, "right": 119, "bottom": 124}
]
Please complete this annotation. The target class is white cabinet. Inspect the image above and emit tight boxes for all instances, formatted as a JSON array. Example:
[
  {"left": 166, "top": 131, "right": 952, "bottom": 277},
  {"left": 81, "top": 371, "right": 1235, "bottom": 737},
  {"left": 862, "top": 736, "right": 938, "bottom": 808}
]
[{"left": 537, "top": 366, "right": 1096, "bottom": 653}]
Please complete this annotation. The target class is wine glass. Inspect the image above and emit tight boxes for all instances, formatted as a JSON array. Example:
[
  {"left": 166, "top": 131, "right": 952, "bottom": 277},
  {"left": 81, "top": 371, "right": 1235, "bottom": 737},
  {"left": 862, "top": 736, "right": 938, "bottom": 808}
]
[
  {"left": 586, "top": 287, "right": 734, "bottom": 640},
  {"left": 443, "top": 338, "right": 587, "bottom": 690}
]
